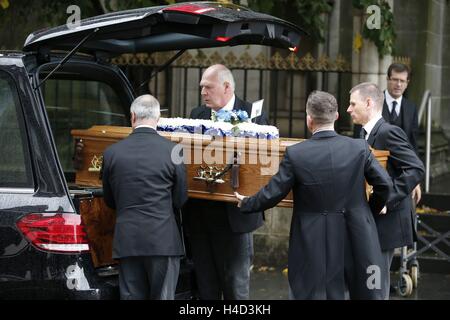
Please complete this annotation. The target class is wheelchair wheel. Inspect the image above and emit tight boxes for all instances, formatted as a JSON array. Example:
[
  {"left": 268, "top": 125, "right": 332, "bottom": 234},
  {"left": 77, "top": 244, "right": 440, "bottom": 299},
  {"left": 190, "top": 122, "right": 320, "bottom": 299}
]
[
  {"left": 410, "top": 265, "right": 419, "bottom": 289},
  {"left": 397, "top": 273, "right": 413, "bottom": 297}
]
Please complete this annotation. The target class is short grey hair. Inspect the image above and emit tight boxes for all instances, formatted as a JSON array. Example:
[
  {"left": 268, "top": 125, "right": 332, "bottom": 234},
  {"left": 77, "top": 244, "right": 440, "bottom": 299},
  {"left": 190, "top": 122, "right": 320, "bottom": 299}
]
[
  {"left": 306, "top": 90, "right": 338, "bottom": 124},
  {"left": 350, "top": 82, "right": 384, "bottom": 111},
  {"left": 130, "top": 94, "right": 160, "bottom": 120},
  {"left": 217, "top": 66, "right": 235, "bottom": 91}
]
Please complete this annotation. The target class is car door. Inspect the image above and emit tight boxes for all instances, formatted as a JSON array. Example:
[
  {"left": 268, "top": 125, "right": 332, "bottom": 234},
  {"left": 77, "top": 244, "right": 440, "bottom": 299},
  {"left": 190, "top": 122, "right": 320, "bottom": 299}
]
[{"left": 0, "top": 58, "right": 84, "bottom": 298}]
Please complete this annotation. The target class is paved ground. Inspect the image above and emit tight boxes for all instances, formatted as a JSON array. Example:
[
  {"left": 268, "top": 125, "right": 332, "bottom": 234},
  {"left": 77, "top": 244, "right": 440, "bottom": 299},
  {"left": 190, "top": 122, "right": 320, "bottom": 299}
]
[{"left": 249, "top": 267, "right": 450, "bottom": 300}]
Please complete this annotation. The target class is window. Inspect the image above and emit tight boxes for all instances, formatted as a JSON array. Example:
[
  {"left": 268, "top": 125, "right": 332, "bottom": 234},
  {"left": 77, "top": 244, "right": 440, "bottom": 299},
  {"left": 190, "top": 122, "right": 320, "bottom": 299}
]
[
  {"left": 0, "top": 71, "right": 33, "bottom": 188},
  {"left": 42, "top": 79, "right": 129, "bottom": 177}
]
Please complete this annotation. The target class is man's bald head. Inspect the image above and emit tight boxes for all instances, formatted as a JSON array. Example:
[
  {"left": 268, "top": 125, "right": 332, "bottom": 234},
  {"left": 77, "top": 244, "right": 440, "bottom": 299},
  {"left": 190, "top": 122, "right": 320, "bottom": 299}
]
[
  {"left": 203, "top": 64, "right": 235, "bottom": 91},
  {"left": 200, "top": 64, "right": 235, "bottom": 110},
  {"left": 130, "top": 94, "right": 160, "bottom": 129}
]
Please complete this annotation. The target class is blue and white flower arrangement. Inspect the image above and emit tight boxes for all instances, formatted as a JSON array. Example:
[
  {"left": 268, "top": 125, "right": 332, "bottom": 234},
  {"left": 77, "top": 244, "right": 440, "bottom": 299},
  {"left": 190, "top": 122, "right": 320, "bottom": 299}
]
[
  {"left": 212, "top": 109, "right": 250, "bottom": 125},
  {"left": 157, "top": 115, "right": 279, "bottom": 139}
]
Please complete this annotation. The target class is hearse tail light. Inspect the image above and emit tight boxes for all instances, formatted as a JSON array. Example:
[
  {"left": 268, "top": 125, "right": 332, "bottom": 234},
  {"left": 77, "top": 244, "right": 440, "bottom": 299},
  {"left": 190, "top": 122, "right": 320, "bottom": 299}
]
[{"left": 17, "top": 213, "right": 90, "bottom": 253}]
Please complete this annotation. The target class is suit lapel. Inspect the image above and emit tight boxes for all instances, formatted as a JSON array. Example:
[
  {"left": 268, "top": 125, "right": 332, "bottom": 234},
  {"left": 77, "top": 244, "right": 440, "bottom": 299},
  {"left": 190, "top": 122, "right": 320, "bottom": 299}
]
[
  {"left": 233, "top": 97, "right": 247, "bottom": 111},
  {"left": 400, "top": 98, "right": 411, "bottom": 132},
  {"left": 198, "top": 106, "right": 212, "bottom": 120},
  {"left": 382, "top": 100, "right": 390, "bottom": 121},
  {"left": 367, "top": 118, "right": 384, "bottom": 146}
]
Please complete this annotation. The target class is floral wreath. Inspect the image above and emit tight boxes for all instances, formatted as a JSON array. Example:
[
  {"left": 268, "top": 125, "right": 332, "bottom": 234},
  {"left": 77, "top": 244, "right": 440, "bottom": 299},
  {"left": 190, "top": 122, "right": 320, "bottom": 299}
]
[{"left": 211, "top": 109, "right": 250, "bottom": 125}]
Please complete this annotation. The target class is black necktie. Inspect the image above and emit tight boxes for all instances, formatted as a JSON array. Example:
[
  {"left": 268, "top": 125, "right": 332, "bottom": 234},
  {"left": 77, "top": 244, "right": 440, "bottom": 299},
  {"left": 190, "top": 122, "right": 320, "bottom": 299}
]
[
  {"left": 360, "top": 128, "right": 367, "bottom": 139},
  {"left": 389, "top": 101, "right": 398, "bottom": 123}
]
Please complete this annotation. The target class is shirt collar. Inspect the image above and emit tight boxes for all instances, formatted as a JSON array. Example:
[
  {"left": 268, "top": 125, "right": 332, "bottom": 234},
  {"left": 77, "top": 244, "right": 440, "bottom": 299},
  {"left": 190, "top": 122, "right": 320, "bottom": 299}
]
[
  {"left": 362, "top": 114, "right": 383, "bottom": 140},
  {"left": 134, "top": 125, "right": 156, "bottom": 130},
  {"left": 312, "top": 128, "right": 335, "bottom": 135},
  {"left": 385, "top": 90, "right": 402, "bottom": 113}
]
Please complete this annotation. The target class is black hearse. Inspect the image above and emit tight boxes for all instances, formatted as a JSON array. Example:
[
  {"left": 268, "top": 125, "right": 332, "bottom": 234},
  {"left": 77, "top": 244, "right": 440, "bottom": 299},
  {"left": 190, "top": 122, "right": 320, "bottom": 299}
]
[{"left": 0, "top": 2, "right": 302, "bottom": 299}]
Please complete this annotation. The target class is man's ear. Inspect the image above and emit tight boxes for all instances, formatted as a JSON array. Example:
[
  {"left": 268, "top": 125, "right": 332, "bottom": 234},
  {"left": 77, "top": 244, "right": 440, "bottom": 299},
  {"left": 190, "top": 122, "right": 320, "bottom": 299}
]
[
  {"left": 306, "top": 114, "right": 313, "bottom": 128},
  {"left": 335, "top": 112, "right": 339, "bottom": 121},
  {"left": 223, "top": 81, "right": 231, "bottom": 94},
  {"left": 130, "top": 112, "right": 136, "bottom": 126},
  {"left": 366, "top": 97, "right": 372, "bottom": 109}
]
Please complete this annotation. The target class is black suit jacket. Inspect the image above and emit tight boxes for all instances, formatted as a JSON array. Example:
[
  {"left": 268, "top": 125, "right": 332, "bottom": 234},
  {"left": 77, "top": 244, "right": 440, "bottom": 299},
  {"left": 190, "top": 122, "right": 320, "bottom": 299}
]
[
  {"left": 367, "top": 118, "right": 424, "bottom": 250},
  {"left": 354, "top": 95, "right": 419, "bottom": 154},
  {"left": 102, "top": 127, "right": 188, "bottom": 259},
  {"left": 240, "top": 131, "right": 392, "bottom": 300},
  {"left": 184, "top": 96, "right": 267, "bottom": 234},
  {"left": 382, "top": 96, "right": 419, "bottom": 153}
]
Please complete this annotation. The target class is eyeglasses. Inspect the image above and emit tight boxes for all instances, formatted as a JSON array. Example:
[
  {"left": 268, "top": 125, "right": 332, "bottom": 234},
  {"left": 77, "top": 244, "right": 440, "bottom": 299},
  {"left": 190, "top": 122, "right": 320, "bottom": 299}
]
[{"left": 388, "top": 78, "right": 408, "bottom": 85}]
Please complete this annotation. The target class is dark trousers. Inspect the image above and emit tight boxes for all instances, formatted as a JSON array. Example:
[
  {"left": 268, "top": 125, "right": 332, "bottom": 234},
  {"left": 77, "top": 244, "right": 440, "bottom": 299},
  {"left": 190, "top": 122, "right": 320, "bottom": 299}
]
[
  {"left": 118, "top": 256, "right": 180, "bottom": 300},
  {"left": 189, "top": 232, "right": 253, "bottom": 300},
  {"left": 381, "top": 249, "right": 395, "bottom": 300}
]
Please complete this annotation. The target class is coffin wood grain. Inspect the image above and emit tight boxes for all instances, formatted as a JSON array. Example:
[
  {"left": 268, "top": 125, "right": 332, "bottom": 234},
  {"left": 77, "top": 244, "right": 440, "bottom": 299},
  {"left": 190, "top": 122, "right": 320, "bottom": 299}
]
[
  {"left": 71, "top": 125, "right": 389, "bottom": 208},
  {"left": 79, "top": 196, "right": 116, "bottom": 268},
  {"left": 72, "top": 125, "right": 389, "bottom": 268}
]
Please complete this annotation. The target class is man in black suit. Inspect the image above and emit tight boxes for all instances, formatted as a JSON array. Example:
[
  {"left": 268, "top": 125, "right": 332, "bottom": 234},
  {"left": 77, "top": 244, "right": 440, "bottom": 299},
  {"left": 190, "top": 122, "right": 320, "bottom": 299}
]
[
  {"left": 184, "top": 64, "right": 267, "bottom": 300},
  {"left": 235, "top": 90, "right": 392, "bottom": 300},
  {"left": 354, "top": 63, "right": 422, "bottom": 204},
  {"left": 384, "top": 63, "right": 421, "bottom": 204},
  {"left": 383, "top": 63, "right": 419, "bottom": 152},
  {"left": 347, "top": 82, "right": 425, "bottom": 299},
  {"left": 102, "top": 95, "right": 188, "bottom": 300}
]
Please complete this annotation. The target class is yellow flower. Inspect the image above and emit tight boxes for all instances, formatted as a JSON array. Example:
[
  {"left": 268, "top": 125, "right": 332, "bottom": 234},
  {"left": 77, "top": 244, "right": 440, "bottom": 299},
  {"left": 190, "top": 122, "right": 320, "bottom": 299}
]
[
  {"left": 353, "top": 33, "right": 363, "bottom": 53},
  {"left": 0, "top": 0, "right": 9, "bottom": 9}
]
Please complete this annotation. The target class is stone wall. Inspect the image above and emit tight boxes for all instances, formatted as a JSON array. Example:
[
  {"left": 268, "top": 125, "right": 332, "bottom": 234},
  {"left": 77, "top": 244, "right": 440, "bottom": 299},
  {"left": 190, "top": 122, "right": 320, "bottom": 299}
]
[
  {"left": 253, "top": 207, "right": 292, "bottom": 267},
  {"left": 395, "top": 0, "right": 450, "bottom": 136}
]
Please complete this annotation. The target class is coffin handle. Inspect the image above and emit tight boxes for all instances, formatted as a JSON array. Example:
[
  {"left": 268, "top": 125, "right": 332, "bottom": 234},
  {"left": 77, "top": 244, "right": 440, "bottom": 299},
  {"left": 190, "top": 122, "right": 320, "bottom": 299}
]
[{"left": 230, "top": 152, "right": 240, "bottom": 190}]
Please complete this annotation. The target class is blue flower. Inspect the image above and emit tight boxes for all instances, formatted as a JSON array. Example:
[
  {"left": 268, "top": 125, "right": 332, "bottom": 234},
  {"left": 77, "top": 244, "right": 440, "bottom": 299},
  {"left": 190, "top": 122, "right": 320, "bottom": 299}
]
[
  {"left": 216, "top": 109, "right": 232, "bottom": 122},
  {"left": 213, "top": 109, "right": 249, "bottom": 125},
  {"left": 235, "top": 110, "right": 249, "bottom": 122}
]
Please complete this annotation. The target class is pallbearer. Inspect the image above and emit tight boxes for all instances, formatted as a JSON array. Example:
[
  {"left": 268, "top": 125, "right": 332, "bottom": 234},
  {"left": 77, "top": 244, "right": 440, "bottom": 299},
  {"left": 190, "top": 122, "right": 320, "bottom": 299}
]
[{"left": 236, "top": 91, "right": 393, "bottom": 300}]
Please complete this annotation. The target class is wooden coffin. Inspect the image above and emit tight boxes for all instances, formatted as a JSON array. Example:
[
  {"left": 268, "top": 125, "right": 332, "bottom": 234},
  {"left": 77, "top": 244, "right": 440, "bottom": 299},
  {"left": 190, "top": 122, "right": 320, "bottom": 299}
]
[
  {"left": 71, "top": 125, "right": 389, "bottom": 268},
  {"left": 78, "top": 195, "right": 115, "bottom": 268},
  {"left": 71, "top": 125, "right": 389, "bottom": 208}
]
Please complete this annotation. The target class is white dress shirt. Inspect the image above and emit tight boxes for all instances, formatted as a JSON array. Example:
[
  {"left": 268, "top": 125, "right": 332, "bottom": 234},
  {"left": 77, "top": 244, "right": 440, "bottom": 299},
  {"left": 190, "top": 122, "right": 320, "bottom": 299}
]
[
  {"left": 134, "top": 125, "right": 156, "bottom": 130},
  {"left": 211, "top": 94, "right": 236, "bottom": 118},
  {"left": 385, "top": 90, "right": 403, "bottom": 117},
  {"left": 362, "top": 114, "right": 383, "bottom": 140}
]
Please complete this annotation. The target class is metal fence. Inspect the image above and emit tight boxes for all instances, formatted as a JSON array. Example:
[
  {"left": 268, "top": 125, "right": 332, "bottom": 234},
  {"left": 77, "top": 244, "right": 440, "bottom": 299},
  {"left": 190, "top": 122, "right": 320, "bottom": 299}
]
[{"left": 113, "top": 50, "right": 353, "bottom": 138}]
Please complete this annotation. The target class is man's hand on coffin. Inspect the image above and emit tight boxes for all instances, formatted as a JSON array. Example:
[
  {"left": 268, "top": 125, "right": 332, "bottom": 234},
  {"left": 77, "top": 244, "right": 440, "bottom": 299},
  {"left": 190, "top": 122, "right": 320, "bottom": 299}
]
[
  {"left": 234, "top": 192, "right": 248, "bottom": 208},
  {"left": 380, "top": 206, "right": 387, "bottom": 215},
  {"left": 72, "top": 139, "right": 84, "bottom": 170}
]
